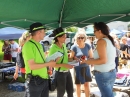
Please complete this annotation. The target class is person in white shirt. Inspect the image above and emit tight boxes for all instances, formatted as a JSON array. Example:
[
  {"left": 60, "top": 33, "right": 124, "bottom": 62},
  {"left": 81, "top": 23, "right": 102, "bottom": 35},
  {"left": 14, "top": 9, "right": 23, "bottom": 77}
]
[{"left": 9, "top": 39, "right": 19, "bottom": 64}]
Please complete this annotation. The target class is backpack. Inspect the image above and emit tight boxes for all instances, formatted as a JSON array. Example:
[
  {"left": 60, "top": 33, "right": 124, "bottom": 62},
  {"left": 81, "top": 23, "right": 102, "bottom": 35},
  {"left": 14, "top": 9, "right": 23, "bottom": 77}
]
[{"left": 16, "top": 51, "right": 25, "bottom": 68}]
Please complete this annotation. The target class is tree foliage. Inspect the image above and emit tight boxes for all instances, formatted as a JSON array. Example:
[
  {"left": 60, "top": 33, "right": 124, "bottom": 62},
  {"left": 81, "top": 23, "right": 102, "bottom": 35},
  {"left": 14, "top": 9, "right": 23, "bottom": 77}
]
[{"left": 66, "top": 26, "right": 78, "bottom": 33}]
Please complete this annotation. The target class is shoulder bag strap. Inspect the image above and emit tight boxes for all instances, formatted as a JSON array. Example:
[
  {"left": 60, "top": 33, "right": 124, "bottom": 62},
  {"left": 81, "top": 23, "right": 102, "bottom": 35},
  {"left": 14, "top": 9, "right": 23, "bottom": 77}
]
[
  {"left": 29, "top": 40, "right": 62, "bottom": 72},
  {"left": 57, "top": 45, "right": 65, "bottom": 71},
  {"left": 29, "top": 40, "right": 45, "bottom": 62},
  {"left": 29, "top": 40, "right": 46, "bottom": 74}
]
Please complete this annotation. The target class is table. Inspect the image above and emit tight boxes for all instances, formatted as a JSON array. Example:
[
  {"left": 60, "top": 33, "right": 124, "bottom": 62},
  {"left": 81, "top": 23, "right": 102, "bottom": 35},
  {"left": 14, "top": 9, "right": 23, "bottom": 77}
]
[
  {"left": 0, "top": 62, "right": 15, "bottom": 69},
  {"left": 0, "top": 62, "right": 16, "bottom": 81},
  {"left": 116, "top": 72, "right": 130, "bottom": 79}
]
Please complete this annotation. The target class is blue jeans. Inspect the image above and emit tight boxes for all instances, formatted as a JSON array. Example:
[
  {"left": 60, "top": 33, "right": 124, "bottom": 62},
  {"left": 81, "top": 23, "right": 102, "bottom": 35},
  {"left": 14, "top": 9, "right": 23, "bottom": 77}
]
[
  {"left": 28, "top": 77, "right": 49, "bottom": 97},
  {"left": 94, "top": 69, "right": 116, "bottom": 97}
]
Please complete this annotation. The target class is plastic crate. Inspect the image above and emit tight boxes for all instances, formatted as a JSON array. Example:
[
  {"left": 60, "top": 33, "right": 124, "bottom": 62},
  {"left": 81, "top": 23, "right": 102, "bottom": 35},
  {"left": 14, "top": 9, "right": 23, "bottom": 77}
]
[{"left": 8, "top": 82, "right": 25, "bottom": 92}]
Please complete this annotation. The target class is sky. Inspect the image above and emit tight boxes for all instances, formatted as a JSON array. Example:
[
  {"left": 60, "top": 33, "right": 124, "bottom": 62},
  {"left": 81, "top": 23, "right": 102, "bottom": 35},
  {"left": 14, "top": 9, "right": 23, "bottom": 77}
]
[{"left": 86, "top": 21, "right": 130, "bottom": 31}]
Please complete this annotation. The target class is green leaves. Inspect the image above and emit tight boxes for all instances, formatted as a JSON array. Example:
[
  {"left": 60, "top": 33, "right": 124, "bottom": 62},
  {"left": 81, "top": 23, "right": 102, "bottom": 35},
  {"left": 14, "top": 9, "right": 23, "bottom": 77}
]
[{"left": 66, "top": 27, "right": 78, "bottom": 33}]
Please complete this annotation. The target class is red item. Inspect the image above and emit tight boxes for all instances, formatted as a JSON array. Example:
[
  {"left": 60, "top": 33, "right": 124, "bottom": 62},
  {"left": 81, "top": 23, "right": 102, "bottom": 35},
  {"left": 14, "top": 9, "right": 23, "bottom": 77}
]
[
  {"left": 4, "top": 54, "right": 12, "bottom": 61},
  {"left": 20, "top": 68, "right": 25, "bottom": 73},
  {"left": 68, "top": 53, "right": 70, "bottom": 58},
  {"left": 48, "top": 67, "right": 52, "bottom": 75},
  {"left": 81, "top": 55, "right": 86, "bottom": 60}
]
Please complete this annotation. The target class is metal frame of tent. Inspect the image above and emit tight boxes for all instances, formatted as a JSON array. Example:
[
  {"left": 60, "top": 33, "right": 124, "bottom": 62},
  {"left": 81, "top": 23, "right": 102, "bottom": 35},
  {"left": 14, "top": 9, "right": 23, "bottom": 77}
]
[{"left": 1, "top": 13, "right": 130, "bottom": 30}]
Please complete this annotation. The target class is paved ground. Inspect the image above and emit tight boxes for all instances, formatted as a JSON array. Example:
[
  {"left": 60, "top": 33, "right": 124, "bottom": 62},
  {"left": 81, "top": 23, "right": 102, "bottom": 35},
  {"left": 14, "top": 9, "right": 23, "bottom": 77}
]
[
  {"left": 0, "top": 67, "right": 97, "bottom": 97},
  {"left": 1, "top": 68, "right": 130, "bottom": 97},
  {"left": 0, "top": 78, "right": 98, "bottom": 97},
  {"left": 0, "top": 81, "right": 97, "bottom": 97}
]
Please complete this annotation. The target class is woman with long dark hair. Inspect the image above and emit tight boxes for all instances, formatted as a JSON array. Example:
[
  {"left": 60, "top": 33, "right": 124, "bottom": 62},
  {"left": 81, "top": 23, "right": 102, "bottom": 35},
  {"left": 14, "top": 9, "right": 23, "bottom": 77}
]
[{"left": 81, "top": 22, "right": 116, "bottom": 97}]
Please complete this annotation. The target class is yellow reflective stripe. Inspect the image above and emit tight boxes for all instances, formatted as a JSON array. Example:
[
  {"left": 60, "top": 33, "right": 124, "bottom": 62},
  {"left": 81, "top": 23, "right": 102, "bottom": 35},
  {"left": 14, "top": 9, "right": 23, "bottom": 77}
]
[
  {"left": 32, "top": 26, "right": 44, "bottom": 31},
  {"left": 55, "top": 32, "right": 65, "bottom": 38}
]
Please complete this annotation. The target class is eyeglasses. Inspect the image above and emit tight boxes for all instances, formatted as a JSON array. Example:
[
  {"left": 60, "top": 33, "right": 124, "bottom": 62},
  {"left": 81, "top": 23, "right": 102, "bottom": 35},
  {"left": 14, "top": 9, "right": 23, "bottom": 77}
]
[{"left": 77, "top": 37, "right": 84, "bottom": 39}]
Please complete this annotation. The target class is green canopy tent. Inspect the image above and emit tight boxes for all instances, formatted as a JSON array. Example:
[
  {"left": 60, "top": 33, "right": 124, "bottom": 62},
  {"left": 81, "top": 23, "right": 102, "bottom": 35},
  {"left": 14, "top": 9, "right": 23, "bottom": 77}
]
[{"left": 0, "top": 0, "right": 130, "bottom": 30}]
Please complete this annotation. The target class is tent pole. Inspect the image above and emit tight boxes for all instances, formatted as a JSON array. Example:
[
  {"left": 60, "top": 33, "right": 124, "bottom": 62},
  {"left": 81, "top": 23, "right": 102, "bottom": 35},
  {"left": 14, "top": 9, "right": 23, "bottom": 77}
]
[
  {"left": 1, "top": 22, "right": 25, "bottom": 29},
  {"left": 80, "top": 15, "right": 100, "bottom": 23},
  {"left": 62, "top": 22, "right": 77, "bottom": 24},
  {"left": 106, "top": 15, "right": 126, "bottom": 23},
  {"left": 59, "top": 0, "right": 66, "bottom": 27},
  {"left": 45, "top": 22, "right": 57, "bottom": 26},
  {"left": 2, "top": 19, "right": 25, "bottom": 23},
  {"left": 100, "top": 14, "right": 125, "bottom": 16}
]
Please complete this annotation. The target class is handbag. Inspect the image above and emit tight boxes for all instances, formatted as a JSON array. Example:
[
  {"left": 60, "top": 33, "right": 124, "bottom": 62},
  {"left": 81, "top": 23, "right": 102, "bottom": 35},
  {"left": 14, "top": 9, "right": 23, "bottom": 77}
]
[
  {"left": 48, "top": 68, "right": 60, "bottom": 91},
  {"left": 48, "top": 46, "right": 65, "bottom": 91}
]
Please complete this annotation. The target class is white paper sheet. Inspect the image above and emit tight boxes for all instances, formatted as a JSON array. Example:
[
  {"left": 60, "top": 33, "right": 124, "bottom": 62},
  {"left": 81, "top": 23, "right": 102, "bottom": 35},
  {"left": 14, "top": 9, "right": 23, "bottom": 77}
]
[
  {"left": 46, "top": 51, "right": 63, "bottom": 62},
  {"left": 68, "top": 60, "right": 79, "bottom": 66}
]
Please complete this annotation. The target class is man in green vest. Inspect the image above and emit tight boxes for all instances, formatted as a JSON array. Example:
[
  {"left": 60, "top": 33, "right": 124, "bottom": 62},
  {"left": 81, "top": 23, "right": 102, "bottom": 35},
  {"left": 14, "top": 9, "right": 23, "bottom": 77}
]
[{"left": 22, "top": 22, "right": 56, "bottom": 97}]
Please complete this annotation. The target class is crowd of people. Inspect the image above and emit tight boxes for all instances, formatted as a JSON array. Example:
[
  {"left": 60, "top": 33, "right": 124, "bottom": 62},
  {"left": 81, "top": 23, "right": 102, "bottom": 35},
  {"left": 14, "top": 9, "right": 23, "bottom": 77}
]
[{"left": 1, "top": 21, "right": 130, "bottom": 97}]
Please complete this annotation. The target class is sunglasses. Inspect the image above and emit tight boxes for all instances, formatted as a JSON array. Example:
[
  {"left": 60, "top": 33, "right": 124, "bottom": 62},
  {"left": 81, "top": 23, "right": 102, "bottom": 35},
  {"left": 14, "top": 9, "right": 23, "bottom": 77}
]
[{"left": 77, "top": 37, "right": 84, "bottom": 39}]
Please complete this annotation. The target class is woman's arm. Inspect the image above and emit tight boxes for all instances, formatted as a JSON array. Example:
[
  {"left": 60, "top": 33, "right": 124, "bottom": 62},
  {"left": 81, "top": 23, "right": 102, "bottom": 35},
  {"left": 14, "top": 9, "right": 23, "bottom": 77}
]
[
  {"left": 88, "top": 48, "right": 94, "bottom": 67},
  {"left": 13, "top": 64, "right": 19, "bottom": 80},
  {"left": 54, "top": 63, "right": 73, "bottom": 69},
  {"left": 88, "top": 48, "right": 93, "bottom": 58},
  {"left": 28, "top": 59, "right": 56, "bottom": 70}
]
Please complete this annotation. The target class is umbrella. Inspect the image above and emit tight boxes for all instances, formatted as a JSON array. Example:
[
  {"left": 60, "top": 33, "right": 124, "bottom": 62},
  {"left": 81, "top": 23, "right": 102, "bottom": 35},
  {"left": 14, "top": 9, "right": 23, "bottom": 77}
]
[
  {"left": 0, "top": 27, "right": 26, "bottom": 39},
  {"left": 110, "top": 29, "right": 126, "bottom": 38},
  {"left": 110, "top": 29, "right": 123, "bottom": 35},
  {"left": 122, "top": 30, "right": 130, "bottom": 33},
  {"left": 0, "top": 0, "right": 130, "bottom": 29}
]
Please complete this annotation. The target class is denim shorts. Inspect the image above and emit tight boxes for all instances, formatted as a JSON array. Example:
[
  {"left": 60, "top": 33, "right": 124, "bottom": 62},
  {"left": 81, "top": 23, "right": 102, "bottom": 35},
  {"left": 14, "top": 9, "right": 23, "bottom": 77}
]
[
  {"left": 94, "top": 69, "right": 116, "bottom": 97},
  {"left": 74, "top": 66, "right": 92, "bottom": 84}
]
